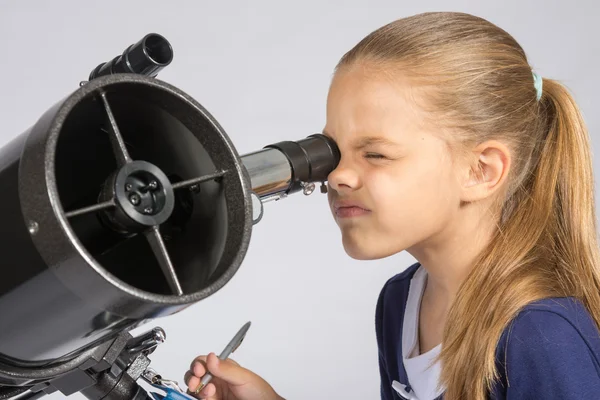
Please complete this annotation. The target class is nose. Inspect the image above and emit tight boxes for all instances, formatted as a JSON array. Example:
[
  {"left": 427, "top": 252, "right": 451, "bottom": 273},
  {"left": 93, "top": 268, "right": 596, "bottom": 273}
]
[{"left": 327, "top": 158, "right": 361, "bottom": 193}]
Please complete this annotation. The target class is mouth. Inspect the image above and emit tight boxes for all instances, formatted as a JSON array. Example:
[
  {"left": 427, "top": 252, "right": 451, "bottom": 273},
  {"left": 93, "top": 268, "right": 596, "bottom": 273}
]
[{"left": 333, "top": 200, "right": 371, "bottom": 219}]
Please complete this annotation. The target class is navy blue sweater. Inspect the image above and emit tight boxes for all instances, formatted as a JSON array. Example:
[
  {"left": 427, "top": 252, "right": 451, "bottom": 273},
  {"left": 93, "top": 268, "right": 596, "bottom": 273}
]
[{"left": 376, "top": 263, "right": 600, "bottom": 399}]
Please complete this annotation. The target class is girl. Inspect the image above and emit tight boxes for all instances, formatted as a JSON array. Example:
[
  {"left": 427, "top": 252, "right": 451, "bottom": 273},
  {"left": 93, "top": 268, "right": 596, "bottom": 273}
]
[{"left": 184, "top": 11, "right": 600, "bottom": 399}]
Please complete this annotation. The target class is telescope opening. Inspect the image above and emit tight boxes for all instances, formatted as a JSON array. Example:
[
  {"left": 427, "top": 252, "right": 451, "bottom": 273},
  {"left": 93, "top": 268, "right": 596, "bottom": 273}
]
[
  {"left": 52, "top": 79, "right": 249, "bottom": 298},
  {"left": 144, "top": 34, "right": 173, "bottom": 65}
]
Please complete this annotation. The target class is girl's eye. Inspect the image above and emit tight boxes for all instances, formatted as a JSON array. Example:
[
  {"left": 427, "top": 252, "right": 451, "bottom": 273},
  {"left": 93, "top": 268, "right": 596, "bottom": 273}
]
[{"left": 364, "top": 153, "right": 387, "bottom": 159}]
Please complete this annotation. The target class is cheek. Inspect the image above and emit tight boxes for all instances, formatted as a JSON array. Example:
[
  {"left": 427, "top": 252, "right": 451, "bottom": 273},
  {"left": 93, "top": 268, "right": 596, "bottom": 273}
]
[
  {"left": 368, "top": 156, "right": 459, "bottom": 233},
  {"left": 332, "top": 148, "right": 461, "bottom": 259}
]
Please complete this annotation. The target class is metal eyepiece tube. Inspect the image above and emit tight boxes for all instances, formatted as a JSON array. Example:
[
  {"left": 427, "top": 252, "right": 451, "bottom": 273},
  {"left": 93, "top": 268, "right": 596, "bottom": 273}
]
[
  {"left": 240, "top": 147, "right": 292, "bottom": 198},
  {"left": 241, "top": 134, "right": 340, "bottom": 199}
]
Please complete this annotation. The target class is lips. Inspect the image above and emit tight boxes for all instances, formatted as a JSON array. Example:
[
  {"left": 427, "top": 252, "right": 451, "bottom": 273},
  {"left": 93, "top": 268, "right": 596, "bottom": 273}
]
[{"left": 333, "top": 199, "right": 371, "bottom": 218}]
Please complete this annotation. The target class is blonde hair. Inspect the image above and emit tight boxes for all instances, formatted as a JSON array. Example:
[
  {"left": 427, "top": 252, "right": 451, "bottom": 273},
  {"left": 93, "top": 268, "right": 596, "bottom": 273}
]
[{"left": 336, "top": 12, "right": 600, "bottom": 399}]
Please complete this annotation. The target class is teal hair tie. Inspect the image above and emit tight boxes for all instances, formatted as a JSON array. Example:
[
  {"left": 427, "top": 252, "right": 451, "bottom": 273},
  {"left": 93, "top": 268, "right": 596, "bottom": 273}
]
[{"left": 532, "top": 71, "right": 543, "bottom": 101}]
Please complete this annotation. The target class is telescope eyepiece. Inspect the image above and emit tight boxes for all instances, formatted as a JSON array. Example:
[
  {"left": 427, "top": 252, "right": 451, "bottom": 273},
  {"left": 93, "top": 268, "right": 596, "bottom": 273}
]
[
  {"left": 89, "top": 33, "right": 173, "bottom": 80},
  {"left": 264, "top": 133, "right": 340, "bottom": 195}
]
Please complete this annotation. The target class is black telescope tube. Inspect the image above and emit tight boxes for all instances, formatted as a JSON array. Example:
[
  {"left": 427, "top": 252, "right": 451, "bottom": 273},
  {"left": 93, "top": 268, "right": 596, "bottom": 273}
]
[
  {"left": 88, "top": 33, "right": 173, "bottom": 80},
  {"left": 264, "top": 133, "right": 340, "bottom": 194}
]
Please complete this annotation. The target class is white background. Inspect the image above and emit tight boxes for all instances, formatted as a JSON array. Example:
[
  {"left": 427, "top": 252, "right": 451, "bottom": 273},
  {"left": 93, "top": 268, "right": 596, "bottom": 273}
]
[{"left": 0, "top": 1, "right": 598, "bottom": 399}]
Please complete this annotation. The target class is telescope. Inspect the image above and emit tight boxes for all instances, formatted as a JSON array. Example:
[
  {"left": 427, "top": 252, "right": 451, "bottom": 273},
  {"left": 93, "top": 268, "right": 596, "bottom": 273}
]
[{"left": 0, "top": 33, "right": 339, "bottom": 400}]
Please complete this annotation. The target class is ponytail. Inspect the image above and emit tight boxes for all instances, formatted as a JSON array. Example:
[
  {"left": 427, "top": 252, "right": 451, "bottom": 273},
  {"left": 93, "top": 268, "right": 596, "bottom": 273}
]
[{"left": 539, "top": 78, "right": 600, "bottom": 324}]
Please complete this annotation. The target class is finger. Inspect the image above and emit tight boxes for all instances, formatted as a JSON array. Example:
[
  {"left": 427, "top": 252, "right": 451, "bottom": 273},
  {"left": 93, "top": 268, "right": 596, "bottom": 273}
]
[
  {"left": 184, "top": 370, "right": 194, "bottom": 386},
  {"left": 187, "top": 381, "right": 216, "bottom": 399},
  {"left": 205, "top": 352, "right": 252, "bottom": 386},
  {"left": 190, "top": 355, "right": 208, "bottom": 371},
  {"left": 186, "top": 375, "right": 200, "bottom": 392},
  {"left": 192, "top": 359, "right": 208, "bottom": 377},
  {"left": 200, "top": 383, "right": 217, "bottom": 399}
]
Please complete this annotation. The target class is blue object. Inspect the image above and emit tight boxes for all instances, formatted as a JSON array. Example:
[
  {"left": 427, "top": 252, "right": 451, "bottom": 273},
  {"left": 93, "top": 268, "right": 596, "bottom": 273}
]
[
  {"left": 532, "top": 71, "right": 543, "bottom": 101},
  {"left": 375, "top": 263, "right": 600, "bottom": 399},
  {"left": 147, "top": 382, "right": 196, "bottom": 400}
]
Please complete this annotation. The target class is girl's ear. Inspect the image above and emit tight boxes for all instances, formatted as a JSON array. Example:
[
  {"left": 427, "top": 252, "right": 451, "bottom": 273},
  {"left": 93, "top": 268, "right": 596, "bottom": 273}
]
[{"left": 460, "top": 140, "right": 512, "bottom": 203}]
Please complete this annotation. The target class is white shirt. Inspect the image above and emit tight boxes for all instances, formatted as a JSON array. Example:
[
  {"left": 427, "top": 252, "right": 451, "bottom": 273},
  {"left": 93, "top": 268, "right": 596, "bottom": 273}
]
[{"left": 394, "top": 266, "right": 445, "bottom": 400}]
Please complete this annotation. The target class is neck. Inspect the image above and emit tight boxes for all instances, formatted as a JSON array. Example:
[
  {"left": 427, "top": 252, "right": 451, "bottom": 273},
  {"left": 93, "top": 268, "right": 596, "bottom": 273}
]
[{"left": 408, "top": 205, "right": 498, "bottom": 305}]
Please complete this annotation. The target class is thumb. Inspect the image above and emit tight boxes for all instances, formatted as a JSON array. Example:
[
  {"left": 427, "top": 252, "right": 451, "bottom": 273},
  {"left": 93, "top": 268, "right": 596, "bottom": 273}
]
[{"left": 205, "top": 352, "right": 253, "bottom": 386}]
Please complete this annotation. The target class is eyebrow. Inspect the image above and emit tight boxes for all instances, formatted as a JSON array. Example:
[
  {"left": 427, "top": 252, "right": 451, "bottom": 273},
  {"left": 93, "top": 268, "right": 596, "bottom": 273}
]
[
  {"left": 354, "top": 136, "right": 399, "bottom": 148},
  {"left": 322, "top": 131, "right": 400, "bottom": 149}
]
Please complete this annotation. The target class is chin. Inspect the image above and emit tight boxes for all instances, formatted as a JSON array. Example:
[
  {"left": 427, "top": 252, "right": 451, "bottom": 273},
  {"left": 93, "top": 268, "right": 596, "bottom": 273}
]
[{"left": 341, "top": 235, "right": 399, "bottom": 260}]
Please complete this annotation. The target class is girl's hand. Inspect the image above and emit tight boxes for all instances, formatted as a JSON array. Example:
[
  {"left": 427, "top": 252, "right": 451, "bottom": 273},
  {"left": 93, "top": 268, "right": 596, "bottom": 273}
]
[{"left": 184, "top": 352, "right": 285, "bottom": 400}]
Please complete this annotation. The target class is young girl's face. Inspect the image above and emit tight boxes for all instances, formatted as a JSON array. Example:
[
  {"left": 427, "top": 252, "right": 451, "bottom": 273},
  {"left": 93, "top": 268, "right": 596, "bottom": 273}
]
[{"left": 324, "top": 64, "right": 464, "bottom": 260}]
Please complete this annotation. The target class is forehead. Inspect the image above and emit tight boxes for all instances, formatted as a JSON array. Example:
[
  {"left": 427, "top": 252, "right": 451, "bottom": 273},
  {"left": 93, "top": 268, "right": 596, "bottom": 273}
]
[{"left": 325, "top": 65, "right": 432, "bottom": 144}]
